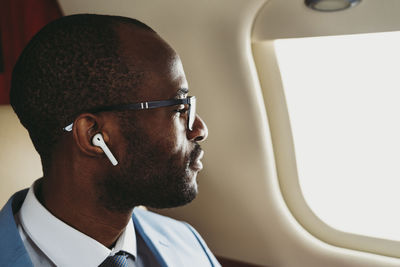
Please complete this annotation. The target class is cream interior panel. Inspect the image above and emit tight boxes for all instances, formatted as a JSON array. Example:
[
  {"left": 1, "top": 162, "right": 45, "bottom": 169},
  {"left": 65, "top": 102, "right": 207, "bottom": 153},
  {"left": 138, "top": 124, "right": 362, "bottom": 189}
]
[
  {"left": 0, "top": 105, "right": 42, "bottom": 206},
  {"left": 253, "top": 0, "right": 400, "bottom": 41},
  {"left": 251, "top": 0, "right": 400, "bottom": 264}
]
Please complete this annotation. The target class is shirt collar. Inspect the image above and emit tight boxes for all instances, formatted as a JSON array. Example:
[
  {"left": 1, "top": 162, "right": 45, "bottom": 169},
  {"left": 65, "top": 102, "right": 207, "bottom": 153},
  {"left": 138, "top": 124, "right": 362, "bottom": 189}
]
[{"left": 19, "top": 181, "right": 137, "bottom": 266}]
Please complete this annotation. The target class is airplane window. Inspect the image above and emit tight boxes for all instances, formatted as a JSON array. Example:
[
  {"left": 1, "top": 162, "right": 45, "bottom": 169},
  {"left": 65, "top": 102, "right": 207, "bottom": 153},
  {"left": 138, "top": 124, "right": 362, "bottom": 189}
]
[{"left": 274, "top": 31, "right": 400, "bottom": 242}]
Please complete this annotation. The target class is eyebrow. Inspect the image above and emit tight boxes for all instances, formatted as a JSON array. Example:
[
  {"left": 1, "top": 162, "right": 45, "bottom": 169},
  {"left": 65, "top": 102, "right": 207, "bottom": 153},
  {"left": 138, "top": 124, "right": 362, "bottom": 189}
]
[{"left": 177, "top": 88, "right": 189, "bottom": 96}]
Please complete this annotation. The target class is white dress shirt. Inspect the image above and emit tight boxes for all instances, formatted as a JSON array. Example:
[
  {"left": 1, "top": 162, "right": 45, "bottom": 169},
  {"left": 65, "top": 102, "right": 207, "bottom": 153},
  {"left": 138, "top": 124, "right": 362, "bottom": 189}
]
[{"left": 15, "top": 181, "right": 138, "bottom": 267}]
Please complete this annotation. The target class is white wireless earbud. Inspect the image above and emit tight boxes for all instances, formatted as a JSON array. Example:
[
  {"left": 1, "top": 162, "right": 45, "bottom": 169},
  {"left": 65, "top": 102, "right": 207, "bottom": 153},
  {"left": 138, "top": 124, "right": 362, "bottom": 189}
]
[{"left": 92, "top": 133, "right": 118, "bottom": 166}]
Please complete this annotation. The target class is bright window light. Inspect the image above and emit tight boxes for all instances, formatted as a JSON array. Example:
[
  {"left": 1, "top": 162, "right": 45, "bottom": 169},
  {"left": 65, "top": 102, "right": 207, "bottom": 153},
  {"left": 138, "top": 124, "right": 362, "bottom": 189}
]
[{"left": 275, "top": 31, "right": 400, "bottom": 241}]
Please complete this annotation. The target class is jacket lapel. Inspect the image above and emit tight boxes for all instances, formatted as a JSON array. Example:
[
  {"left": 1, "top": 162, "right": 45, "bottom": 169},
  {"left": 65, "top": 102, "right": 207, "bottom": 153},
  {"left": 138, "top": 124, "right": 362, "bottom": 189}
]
[
  {"left": 0, "top": 189, "right": 33, "bottom": 267},
  {"left": 132, "top": 209, "right": 182, "bottom": 267}
]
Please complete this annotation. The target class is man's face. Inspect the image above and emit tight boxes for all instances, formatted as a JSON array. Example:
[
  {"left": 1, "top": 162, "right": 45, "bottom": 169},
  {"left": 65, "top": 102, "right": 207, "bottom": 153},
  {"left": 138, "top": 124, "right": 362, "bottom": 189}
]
[{"left": 97, "top": 28, "right": 208, "bottom": 211}]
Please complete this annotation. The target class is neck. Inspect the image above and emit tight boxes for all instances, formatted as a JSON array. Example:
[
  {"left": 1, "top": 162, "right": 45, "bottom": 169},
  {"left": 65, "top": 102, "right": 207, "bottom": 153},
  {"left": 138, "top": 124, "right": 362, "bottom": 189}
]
[{"left": 39, "top": 171, "right": 133, "bottom": 248}]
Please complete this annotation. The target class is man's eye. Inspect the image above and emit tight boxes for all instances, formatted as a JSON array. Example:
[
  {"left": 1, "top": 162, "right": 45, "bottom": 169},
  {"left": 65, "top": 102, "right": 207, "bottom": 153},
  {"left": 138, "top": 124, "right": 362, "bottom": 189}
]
[
  {"left": 175, "top": 105, "right": 188, "bottom": 114},
  {"left": 175, "top": 108, "right": 188, "bottom": 114}
]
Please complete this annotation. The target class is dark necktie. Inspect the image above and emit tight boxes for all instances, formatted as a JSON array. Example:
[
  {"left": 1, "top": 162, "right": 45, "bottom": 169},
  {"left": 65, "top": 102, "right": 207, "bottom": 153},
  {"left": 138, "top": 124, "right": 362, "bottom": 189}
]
[{"left": 99, "top": 252, "right": 129, "bottom": 267}]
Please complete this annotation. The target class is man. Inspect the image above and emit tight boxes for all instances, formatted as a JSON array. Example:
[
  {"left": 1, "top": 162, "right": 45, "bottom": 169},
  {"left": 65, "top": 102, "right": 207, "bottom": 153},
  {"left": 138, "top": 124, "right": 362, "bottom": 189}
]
[{"left": 0, "top": 14, "right": 220, "bottom": 267}]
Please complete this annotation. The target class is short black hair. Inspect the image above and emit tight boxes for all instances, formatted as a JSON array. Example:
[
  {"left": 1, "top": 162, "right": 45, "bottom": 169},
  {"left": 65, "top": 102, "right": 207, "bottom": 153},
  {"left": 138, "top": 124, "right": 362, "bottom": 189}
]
[{"left": 10, "top": 14, "right": 154, "bottom": 165}]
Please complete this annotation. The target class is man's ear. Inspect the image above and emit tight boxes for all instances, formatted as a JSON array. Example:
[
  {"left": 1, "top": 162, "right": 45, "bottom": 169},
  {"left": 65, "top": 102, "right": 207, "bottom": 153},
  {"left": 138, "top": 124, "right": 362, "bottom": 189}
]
[{"left": 72, "top": 113, "right": 110, "bottom": 156}]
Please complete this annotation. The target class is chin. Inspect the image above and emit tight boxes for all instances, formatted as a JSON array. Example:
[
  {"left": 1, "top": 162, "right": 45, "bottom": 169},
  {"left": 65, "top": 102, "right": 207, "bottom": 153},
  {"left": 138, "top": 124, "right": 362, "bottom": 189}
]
[{"left": 185, "top": 170, "right": 199, "bottom": 190}]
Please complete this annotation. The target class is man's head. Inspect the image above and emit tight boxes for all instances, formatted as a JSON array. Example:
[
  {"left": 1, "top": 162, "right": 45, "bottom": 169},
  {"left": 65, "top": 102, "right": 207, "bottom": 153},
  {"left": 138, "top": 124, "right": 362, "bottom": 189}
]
[{"left": 10, "top": 14, "right": 208, "bottom": 211}]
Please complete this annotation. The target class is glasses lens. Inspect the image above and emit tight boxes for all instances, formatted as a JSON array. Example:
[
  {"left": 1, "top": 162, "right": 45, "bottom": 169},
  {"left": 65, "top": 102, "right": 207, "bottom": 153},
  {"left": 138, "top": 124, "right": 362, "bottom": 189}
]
[{"left": 188, "top": 97, "right": 196, "bottom": 130}]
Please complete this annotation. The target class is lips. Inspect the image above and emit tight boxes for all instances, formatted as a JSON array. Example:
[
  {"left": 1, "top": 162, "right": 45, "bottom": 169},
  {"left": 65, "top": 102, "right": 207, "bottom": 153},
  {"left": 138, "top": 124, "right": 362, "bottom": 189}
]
[
  {"left": 191, "top": 150, "right": 204, "bottom": 171},
  {"left": 189, "top": 145, "right": 204, "bottom": 171}
]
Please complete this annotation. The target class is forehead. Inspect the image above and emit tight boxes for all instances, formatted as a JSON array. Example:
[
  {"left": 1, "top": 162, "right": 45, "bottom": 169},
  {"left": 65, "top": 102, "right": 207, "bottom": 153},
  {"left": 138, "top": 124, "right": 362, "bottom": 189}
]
[{"left": 116, "top": 24, "right": 188, "bottom": 101}]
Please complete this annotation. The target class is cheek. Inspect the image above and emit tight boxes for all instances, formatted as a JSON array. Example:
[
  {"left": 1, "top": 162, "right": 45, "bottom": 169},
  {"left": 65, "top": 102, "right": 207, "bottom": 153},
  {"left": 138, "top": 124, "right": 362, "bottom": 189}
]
[
  {"left": 156, "top": 117, "right": 187, "bottom": 155},
  {"left": 135, "top": 110, "right": 188, "bottom": 156},
  {"left": 171, "top": 116, "right": 187, "bottom": 153}
]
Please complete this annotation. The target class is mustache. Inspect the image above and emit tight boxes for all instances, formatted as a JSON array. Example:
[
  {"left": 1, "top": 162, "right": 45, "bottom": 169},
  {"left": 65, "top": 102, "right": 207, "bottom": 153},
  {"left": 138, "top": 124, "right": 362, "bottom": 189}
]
[{"left": 189, "top": 144, "right": 202, "bottom": 163}]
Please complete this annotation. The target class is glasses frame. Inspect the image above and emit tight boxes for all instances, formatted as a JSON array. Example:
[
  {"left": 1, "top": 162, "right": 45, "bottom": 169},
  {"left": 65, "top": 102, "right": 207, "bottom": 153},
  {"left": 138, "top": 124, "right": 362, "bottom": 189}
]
[{"left": 63, "top": 96, "right": 196, "bottom": 132}]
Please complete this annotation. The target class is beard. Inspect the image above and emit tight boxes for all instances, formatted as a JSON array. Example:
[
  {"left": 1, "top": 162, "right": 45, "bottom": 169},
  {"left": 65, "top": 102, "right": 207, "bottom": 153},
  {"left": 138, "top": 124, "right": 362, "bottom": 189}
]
[{"left": 97, "top": 116, "right": 202, "bottom": 212}]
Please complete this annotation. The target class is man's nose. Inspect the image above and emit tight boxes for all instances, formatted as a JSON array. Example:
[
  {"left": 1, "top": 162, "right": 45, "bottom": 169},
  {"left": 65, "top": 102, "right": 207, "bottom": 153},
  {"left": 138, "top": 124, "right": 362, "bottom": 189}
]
[{"left": 187, "top": 115, "right": 208, "bottom": 142}]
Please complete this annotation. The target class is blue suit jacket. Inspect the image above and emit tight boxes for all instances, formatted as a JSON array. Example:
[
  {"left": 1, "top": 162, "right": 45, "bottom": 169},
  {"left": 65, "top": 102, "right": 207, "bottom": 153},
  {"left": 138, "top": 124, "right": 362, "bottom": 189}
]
[{"left": 0, "top": 189, "right": 221, "bottom": 267}]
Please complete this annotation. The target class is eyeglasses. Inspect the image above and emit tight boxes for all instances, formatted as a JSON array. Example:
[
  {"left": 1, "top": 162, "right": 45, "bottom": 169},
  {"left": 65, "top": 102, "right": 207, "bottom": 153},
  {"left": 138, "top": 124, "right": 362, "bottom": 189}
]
[{"left": 63, "top": 96, "right": 196, "bottom": 132}]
